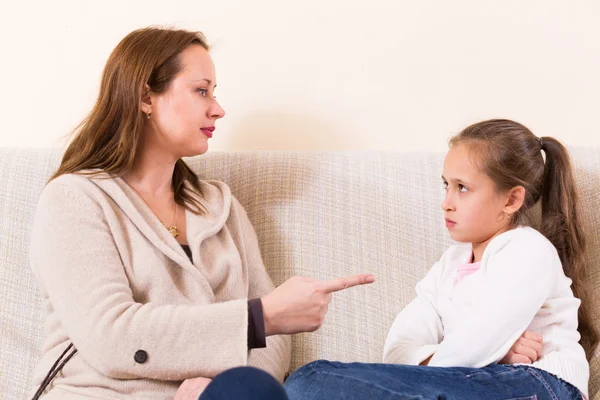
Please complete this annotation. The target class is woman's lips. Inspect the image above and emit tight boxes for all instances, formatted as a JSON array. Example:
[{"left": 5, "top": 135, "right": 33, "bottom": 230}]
[{"left": 201, "top": 127, "right": 215, "bottom": 138}]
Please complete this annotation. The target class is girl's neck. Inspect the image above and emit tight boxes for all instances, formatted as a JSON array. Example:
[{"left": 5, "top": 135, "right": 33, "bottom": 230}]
[{"left": 471, "top": 226, "right": 512, "bottom": 262}]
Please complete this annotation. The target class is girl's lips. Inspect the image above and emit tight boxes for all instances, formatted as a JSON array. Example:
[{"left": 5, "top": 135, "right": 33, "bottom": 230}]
[{"left": 445, "top": 218, "right": 456, "bottom": 228}]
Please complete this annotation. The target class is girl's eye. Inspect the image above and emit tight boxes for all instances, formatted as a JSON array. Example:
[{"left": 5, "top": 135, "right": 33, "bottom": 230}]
[
  {"left": 459, "top": 184, "right": 468, "bottom": 193},
  {"left": 443, "top": 181, "right": 448, "bottom": 190}
]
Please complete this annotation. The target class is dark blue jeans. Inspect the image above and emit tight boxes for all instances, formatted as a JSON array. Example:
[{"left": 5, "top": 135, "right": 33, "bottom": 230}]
[
  {"left": 199, "top": 366, "right": 288, "bottom": 400},
  {"left": 284, "top": 360, "right": 583, "bottom": 400}
]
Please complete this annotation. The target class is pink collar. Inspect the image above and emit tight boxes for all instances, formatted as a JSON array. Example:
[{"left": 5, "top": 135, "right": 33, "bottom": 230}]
[{"left": 455, "top": 255, "right": 481, "bottom": 285}]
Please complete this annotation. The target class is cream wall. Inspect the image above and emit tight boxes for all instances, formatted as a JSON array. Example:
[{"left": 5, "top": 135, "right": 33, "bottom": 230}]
[{"left": 1, "top": 0, "right": 599, "bottom": 151}]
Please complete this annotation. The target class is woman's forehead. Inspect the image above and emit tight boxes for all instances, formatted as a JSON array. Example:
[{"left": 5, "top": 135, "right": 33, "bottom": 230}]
[{"left": 177, "top": 45, "right": 216, "bottom": 83}]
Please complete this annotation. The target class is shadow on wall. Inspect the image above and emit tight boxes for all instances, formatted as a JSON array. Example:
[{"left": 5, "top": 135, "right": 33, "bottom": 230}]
[{"left": 226, "top": 111, "right": 351, "bottom": 150}]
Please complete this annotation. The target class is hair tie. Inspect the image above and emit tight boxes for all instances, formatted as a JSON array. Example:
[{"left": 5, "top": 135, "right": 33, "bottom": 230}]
[{"left": 539, "top": 137, "right": 544, "bottom": 150}]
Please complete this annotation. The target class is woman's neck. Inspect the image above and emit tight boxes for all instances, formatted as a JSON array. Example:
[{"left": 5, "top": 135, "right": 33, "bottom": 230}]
[{"left": 124, "top": 145, "right": 177, "bottom": 197}]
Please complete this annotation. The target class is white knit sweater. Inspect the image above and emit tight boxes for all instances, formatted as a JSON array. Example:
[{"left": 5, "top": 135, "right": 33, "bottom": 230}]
[{"left": 383, "top": 226, "right": 589, "bottom": 397}]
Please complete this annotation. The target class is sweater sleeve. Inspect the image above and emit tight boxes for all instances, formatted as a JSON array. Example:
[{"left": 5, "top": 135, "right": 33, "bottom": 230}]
[
  {"left": 383, "top": 261, "right": 444, "bottom": 365},
  {"left": 30, "top": 180, "right": 250, "bottom": 381},
  {"left": 428, "top": 234, "right": 556, "bottom": 368},
  {"left": 228, "top": 197, "right": 292, "bottom": 383},
  {"left": 247, "top": 298, "right": 266, "bottom": 349}
]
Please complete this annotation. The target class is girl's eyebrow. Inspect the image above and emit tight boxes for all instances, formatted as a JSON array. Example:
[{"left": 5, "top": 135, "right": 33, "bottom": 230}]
[{"left": 441, "top": 175, "right": 471, "bottom": 185}]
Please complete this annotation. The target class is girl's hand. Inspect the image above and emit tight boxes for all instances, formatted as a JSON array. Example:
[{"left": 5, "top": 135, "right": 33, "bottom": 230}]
[
  {"left": 173, "top": 377, "right": 212, "bottom": 400},
  {"left": 499, "top": 331, "right": 543, "bottom": 364}
]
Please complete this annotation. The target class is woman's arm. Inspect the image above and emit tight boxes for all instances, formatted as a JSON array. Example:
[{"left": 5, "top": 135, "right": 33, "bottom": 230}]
[{"left": 227, "top": 196, "right": 291, "bottom": 382}]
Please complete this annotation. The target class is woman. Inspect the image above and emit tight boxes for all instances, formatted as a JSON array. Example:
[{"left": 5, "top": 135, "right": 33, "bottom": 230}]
[{"left": 29, "top": 27, "right": 375, "bottom": 400}]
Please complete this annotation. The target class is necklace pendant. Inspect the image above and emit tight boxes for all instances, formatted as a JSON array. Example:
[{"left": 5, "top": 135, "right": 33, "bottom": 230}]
[{"left": 167, "top": 225, "right": 179, "bottom": 238}]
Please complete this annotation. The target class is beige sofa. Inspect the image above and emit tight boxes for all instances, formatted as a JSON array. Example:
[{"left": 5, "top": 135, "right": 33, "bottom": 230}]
[{"left": 1, "top": 147, "right": 599, "bottom": 399}]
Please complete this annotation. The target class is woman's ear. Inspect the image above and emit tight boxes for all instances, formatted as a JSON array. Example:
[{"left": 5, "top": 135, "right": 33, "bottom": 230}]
[
  {"left": 140, "top": 84, "right": 152, "bottom": 115},
  {"left": 503, "top": 185, "right": 526, "bottom": 215}
]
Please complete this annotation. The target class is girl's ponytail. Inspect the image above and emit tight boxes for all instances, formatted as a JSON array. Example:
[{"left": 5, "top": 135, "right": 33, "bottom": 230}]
[{"left": 539, "top": 137, "right": 598, "bottom": 359}]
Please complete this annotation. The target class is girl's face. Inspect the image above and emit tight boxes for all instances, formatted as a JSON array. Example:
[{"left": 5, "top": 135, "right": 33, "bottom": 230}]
[{"left": 441, "top": 143, "right": 513, "bottom": 245}]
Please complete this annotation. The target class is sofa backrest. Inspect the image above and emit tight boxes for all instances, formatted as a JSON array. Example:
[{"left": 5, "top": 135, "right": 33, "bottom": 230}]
[{"left": 1, "top": 148, "right": 599, "bottom": 399}]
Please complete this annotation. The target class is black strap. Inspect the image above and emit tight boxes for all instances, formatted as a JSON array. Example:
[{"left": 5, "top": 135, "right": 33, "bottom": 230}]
[{"left": 32, "top": 343, "right": 78, "bottom": 400}]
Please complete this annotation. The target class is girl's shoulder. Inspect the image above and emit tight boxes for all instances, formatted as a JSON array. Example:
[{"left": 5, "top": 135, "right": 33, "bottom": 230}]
[
  {"left": 482, "top": 226, "right": 562, "bottom": 276},
  {"left": 488, "top": 226, "right": 556, "bottom": 256},
  {"left": 435, "top": 226, "right": 559, "bottom": 272}
]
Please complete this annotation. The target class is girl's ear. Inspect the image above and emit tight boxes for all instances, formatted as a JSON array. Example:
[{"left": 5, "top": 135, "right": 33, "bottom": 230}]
[{"left": 503, "top": 185, "right": 526, "bottom": 215}]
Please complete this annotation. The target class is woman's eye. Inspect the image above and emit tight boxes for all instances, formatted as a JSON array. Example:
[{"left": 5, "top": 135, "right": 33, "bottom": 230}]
[
  {"left": 459, "top": 184, "right": 468, "bottom": 193},
  {"left": 443, "top": 182, "right": 448, "bottom": 190},
  {"left": 197, "top": 88, "right": 208, "bottom": 97}
]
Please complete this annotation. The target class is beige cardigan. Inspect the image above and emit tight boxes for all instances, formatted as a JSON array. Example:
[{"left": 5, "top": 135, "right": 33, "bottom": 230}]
[{"left": 29, "top": 173, "right": 291, "bottom": 399}]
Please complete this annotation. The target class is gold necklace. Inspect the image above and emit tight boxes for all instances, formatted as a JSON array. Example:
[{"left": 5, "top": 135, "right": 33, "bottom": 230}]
[{"left": 122, "top": 177, "right": 179, "bottom": 238}]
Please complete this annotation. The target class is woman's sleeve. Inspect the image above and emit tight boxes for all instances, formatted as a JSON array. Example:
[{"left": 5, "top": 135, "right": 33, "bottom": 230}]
[{"left": 228, "top": 196, "right": 292, "bottom": 383}]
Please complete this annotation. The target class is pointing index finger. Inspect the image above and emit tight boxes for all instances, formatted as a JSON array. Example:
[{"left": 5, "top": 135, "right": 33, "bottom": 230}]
[{"left": 321, "top": 274, "right": 375, "bottom": 294}]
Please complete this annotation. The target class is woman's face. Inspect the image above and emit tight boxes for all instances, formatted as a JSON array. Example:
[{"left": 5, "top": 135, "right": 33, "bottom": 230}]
[{"left": 144, "top": 44, "right": 225, "bottom": 160}]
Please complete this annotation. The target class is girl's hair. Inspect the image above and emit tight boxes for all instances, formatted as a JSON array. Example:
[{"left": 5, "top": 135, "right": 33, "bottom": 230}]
[
  {"left": 50, "top": 27, "right": 209, "bottom": 214},
  {"left": 450, "top": 119, "right": 598, "bottom": 359}
]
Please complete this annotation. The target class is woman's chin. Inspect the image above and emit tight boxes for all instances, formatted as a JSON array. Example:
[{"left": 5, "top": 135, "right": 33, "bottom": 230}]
[{"left": 182, "top": 143, "right": 209, "bottom": 158}]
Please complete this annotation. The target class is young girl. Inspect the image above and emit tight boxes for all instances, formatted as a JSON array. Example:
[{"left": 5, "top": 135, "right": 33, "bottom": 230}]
[{"left": 284, "top": 119, "right": 598, "bottom": 399}]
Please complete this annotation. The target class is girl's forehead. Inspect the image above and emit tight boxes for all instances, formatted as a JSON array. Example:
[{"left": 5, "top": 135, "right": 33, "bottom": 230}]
[
  {"left": 443, "top": 144, "right": 491, "bottom": 185},
  {"left": 444, "top": 145, "right": 476, "bottom": 174}
]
